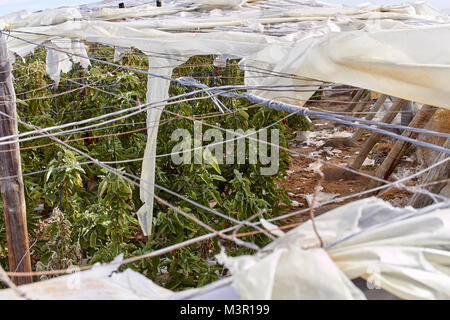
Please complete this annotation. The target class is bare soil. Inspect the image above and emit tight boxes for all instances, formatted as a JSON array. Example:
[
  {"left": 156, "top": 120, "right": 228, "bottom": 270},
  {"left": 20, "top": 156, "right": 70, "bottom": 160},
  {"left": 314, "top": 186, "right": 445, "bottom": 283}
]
[{"left": 279, "top": 90, "right": 419, "bottom": 225}]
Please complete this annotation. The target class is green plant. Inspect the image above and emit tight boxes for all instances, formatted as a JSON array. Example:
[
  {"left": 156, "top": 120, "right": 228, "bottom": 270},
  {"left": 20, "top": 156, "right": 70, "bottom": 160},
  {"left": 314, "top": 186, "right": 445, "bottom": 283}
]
[{"left": 0, "top": 48, "right": 310, "bottom": 290}]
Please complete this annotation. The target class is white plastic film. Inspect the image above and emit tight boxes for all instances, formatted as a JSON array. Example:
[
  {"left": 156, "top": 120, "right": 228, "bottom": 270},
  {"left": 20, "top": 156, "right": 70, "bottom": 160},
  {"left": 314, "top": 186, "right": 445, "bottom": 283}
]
[
  {"left": 137, "top": 56, "right": 188, "bottom": 236},
  {"left": 218, "top": 198, "right": 450, "bottom": 300}
]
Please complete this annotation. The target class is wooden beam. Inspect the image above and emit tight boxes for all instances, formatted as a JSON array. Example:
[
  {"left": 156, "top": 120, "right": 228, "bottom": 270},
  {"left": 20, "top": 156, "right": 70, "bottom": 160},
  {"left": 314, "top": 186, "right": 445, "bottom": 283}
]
[
  {"left": 0, "top": 34, "right": 32, "bottom": 285},
  {"left": 344, "top": 89, "right": 365, "bottom": 112},
  {"left": 358, "top": 94, "right": 374, "bottom": 114},
  {"left": 368, "top": 105, "right": 438, "bottom": 190},
  {"left": 350, "top": 98, "right": 407, "bottom": 170},
  {"left": 352, "top": 94, "right": 388, "bottom": 141},
  {"left": 351, "top": 93, "right": 371, "bottom": 117}
]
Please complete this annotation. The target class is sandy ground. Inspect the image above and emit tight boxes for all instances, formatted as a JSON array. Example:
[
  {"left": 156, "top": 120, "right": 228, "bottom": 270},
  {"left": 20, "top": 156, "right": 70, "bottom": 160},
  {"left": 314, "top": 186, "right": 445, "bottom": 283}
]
[{"left": 279, "top": 90, "right": 420, "bottom": 225}]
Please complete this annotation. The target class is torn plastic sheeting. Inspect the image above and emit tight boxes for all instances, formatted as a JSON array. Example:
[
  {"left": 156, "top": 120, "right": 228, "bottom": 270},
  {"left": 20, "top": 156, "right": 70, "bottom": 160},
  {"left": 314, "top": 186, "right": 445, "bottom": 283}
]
[
  {"left": 0, "top": 255, "right": 174, "bottom": 300},
  {"left": 0, "top": 260, "right": 239, "bottom": 300},
  {"left": 260, "top": 218, "right": 285, "bottom": 238},
  {"left": 86, "top": 22, "right": 450, "bottom": 109},
  {"left": 281, "top": 25, "right": 450, "bottom": 109},
  {"left": 86, "top": 5, "right": 195, "bottom": 21},
  {"left": 87, "top": 0, "right": 251, "bottom": 20},
  {"left": 3, "top": 3, "right": 449, "bottom": 108},
  {"left": 45, "top": 38, "right": 90, "bottom": 84},
  {"left": 81, "top": 2, "right": 448, "bottom": 32},
  {"left": 46, "top": 48, "right": 72, "bottom": 84},
  {"left": 113, "top": 47, "right": 132, "bottom": 62},
  {"left": 218, "top": 197, "right": 450, "bottom": 300},
  {"left": 2, "top": 2, "right": 448, "bottom": 31},
  {"left": 217, "top": 246, "right": 366, "bottom": 299},
  {"left": 302, "top": 191, "right": 340, "bottom": 208},
  {"left": 1, "top": 198, "right": 449, "bottom": 300},
  {"left": 362, "top": 158, "right": 375, "bottom": 166},
  {"left": 0, "top": 7, "right": 82, "bottom": 30},
  {"left": 137, "top": 56, "right": 188, "bottom": 236},
  {"left": 375, "top": 98, "right": 423, "bottom": 126},
  {"left": 71, "top": 40, "right": 91, "bottom": 69},
  {"left": 191, "top": 0, "right": 250, "bottom": 9},
  {"left": 327, "top": 209, "right": 450, "bottom": 299}
]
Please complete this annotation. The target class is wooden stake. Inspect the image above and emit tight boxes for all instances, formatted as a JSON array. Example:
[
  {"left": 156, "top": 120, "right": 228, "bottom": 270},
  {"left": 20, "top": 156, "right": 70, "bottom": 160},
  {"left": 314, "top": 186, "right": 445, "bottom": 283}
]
[
  {"left": 350, "top": 98, "right": 407, "bottom": 170},
  {"left": 0, "top": 34, "right": 32, "bottom": 285},
  {"left": 368, "top": 105, "right": 437, "bottom": 190},
  {"left": 352, "top": 94, "right": 388, "bottom": 140},
  {"left": 358, "top": 94, "right": 374, "bottom": 114},
  {"left": 351, "top": 93, "right": 371, "bottom": 117}
]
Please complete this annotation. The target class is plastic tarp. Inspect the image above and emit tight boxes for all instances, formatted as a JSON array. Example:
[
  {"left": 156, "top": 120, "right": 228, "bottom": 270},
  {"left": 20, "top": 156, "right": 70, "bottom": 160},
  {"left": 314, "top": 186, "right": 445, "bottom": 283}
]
[
  {"left": 218, "top": 197, "right": 450, "bottom": 300},
  {"left": 0, "top": 255, "right": 174, "bottom": 300},
  {"left": 2, "top": 2, "right": 449, "bottom": 109},
  {"left": 0, "top": 8, "right": 82, "bottom": 29},
  {"left": 45, "top": 38, "right": 90, "bottom": 83},
  {"left": 137, "top": 56, "right": 188, "bottom": 235},
  {"left": 1, "top": 198, "right": 449, "bottom": 300}
]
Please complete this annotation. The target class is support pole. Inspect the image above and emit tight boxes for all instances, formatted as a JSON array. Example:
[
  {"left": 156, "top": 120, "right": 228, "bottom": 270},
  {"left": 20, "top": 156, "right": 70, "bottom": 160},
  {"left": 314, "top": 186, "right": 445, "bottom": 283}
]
[
  {"left": 351, "top": 93, "right": 371, "bottom": 117},
  {"left": 0, "top": 34, "right": 32, "bottom": 285},
  {"left": 367, "top": 105, "right": 437, "bottom": 190},
  {"left": 350, "top": 98, "right": 407, "bottom": 170},
  {"left": 352, "top": 94, "right": 388, "bottom": 140},
  {"left": 358, "top": 94, "right": 374, "bottom": 115},
  {"left": 344, "top": 89, "right": 365, "bottom": 112}
]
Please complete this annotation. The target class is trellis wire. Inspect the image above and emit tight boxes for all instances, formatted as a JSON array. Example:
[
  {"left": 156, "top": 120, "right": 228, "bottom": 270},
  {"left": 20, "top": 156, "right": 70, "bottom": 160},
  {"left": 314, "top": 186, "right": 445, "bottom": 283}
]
[{"left": 0, "top": 27, "right": 449, "bottom": 285}]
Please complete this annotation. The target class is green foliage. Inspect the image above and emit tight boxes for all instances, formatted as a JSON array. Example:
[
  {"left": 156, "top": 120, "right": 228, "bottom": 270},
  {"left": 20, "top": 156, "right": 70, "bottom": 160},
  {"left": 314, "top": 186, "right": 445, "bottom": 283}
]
[{"left": 0, "top": 48, "right": 310, "bottom": 289}]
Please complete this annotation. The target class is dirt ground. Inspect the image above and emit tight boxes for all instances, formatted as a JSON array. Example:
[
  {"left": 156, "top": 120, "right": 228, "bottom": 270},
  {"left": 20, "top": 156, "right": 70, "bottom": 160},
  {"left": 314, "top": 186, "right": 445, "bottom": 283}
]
[{"left": 279, "top": 90, "right": 418, "bottom": 225}]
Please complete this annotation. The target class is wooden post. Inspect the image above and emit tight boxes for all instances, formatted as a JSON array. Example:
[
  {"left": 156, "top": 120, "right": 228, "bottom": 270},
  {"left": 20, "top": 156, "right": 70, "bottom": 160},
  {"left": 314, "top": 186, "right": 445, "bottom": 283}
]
[
  {"left": 353, "top": 94, "right": 388, "bottom": 140},
  {"left": 0, "top": 34, "right": 32, "bottom": 285},
  {"left": 358, "top": 94, "right": 374, "bottom": 114},
  {"left": 351, "top": 93, "right": 371, "bottom": 117},
  {"left": 367, "top": 105, "right": 437, "bottom": 190},
  {"left": 350, "top": 98, "right": 407, "bottom": 170},
  {"left": 409, "top": 138, "right": 450, "bottom": 208},
  {"left": 344, "top": 89, "right": 365, "bottom": 112}
]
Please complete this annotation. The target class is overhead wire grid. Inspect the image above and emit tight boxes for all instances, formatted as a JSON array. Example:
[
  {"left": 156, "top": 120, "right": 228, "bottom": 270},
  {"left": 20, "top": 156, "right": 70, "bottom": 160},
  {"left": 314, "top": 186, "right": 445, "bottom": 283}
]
[{"left": 0, "top": 29, "right": 449, "bottom": 286}]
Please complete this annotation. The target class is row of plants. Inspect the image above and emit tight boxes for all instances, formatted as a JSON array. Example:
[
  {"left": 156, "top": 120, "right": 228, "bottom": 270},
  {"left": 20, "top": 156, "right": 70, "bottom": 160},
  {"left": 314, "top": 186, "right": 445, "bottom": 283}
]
[{"left": 0, "top": 45, "right": 310, "bottom": 290}]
